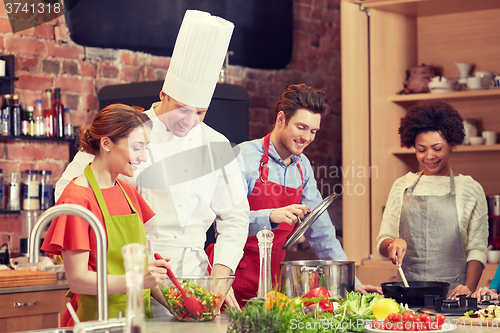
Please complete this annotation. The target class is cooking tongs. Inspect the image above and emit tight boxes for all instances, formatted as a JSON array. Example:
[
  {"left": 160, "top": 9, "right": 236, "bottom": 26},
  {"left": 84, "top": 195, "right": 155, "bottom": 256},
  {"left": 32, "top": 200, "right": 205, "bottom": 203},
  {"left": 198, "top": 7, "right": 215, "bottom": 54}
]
[{"left": 282, "top": 193, "right": 338, "bottom": 251}]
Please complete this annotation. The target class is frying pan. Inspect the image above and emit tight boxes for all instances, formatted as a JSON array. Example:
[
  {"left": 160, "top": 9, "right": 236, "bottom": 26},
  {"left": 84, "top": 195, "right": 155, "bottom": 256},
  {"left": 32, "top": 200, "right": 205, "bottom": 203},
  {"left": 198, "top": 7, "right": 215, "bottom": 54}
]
[{"left": 381, "top": 281, "right": 450, "bottom": 306}]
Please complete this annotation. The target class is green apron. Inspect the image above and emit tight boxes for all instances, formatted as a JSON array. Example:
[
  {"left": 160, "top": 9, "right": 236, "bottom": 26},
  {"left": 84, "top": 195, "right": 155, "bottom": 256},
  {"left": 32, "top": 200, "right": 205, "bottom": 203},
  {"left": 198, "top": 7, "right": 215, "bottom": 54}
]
[{"left": 75, "top": 165, "right": 153, "bottom": 322}]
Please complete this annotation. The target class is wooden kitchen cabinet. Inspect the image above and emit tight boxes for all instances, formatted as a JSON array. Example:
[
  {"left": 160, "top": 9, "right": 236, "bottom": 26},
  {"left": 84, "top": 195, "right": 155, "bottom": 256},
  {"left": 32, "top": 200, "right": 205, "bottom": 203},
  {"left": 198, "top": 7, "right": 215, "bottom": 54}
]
[
  {"left": 0, "top": 289, "right": 68, "bottom": 332},
  {"left": 341, "top": 0, "right": 500, "bottom": 273}
]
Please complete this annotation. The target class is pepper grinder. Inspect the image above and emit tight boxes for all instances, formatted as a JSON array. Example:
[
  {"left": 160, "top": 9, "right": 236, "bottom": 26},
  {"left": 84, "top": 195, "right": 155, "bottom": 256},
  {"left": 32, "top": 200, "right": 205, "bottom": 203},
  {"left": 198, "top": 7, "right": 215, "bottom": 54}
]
[
  {"left": 122, "top": 243, "right": 146, "bottom": 333},
  {"left": 257, "top": 226, "right": 274, "bottom": 298}
]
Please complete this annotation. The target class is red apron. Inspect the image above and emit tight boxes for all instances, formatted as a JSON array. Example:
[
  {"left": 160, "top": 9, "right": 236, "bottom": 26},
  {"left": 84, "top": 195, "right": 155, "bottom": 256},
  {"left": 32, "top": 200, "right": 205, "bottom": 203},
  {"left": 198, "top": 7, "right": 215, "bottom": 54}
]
[{"left": 230, "top": 133, "right": 303, "bottom": 307}]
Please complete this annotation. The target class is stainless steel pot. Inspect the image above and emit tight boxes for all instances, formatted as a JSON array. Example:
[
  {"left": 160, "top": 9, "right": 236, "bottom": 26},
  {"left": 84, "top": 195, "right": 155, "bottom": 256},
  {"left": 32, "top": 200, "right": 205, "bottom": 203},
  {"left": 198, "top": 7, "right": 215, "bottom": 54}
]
[{"left": 280, "top": 260, "right": 355, "bottom": 299}]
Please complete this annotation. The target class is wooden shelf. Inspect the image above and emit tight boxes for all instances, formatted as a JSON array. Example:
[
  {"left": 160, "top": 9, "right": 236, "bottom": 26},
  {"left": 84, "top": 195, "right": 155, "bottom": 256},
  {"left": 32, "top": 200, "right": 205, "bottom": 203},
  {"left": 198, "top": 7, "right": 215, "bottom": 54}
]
[
  {"left": 352, "top": 0, "right": 500, "bottom": 17},
  {"left": 391, "top": 88, "right": 500, "bottom": 103},
  {"left": 0, "top": 136, "right": 73, "bottom": 143},
  {"left": 392, "top": 144, "right": 500, "bottom": 155}
]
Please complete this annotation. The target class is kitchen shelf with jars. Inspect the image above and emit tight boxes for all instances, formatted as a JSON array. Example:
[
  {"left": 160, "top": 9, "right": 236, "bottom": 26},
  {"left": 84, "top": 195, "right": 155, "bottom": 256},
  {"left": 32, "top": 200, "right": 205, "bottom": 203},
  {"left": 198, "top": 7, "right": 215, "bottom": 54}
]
[{"left": 341, "top": 0, "right": 500, "bottom": 285}]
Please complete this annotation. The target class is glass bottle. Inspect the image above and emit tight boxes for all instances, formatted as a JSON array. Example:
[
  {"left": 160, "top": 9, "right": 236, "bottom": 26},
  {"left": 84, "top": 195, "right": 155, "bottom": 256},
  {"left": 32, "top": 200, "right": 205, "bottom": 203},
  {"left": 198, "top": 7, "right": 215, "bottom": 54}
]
[
  {"left": 1, "top": 95, "right": 12, "bottom": 136},
  {"left": 39, "top": 170, "right": 53, "bottom": 210},
  {"left": 11, "top": 95, "right": 21, "bottom": 136},
  {"left": 22, "top": 169, "right": 40, "bottom": 210},
  {"left": 53, "top": 88, "right": 64, "bottom": 138},
  {"left": 257, "top": 226, "right": 274, "bottom": 298},
  {"left": 63, "top": 108, "right": 73, "bottom": 139},
  {"left": 122, "top": 243, "right": 146, "bottom": 333},
  {"left": 6, "top": 172, "right": 21, "bottom": 211},
  {"left": 21, "top": 102, "right": 29, "bottom": 136},
  {"left": 42, "top": 89, "right": 55, "bottom": 138},
  {"left": 35, "top": 99, "right": 44, "bottom": 137},
  {"left": 27, "top": 106, "right": 35, "bottom": 137}
]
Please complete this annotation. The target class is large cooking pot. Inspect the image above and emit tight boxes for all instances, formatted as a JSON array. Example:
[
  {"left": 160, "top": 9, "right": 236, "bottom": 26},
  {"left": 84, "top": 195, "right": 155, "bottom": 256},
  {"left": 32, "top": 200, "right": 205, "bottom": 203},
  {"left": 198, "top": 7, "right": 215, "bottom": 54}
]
[
  {"left": 381, "top": 281, "right": 450, "bottom": 306},
  {"left": 280, "top": 260, "right": 355, "bottom": 299}
]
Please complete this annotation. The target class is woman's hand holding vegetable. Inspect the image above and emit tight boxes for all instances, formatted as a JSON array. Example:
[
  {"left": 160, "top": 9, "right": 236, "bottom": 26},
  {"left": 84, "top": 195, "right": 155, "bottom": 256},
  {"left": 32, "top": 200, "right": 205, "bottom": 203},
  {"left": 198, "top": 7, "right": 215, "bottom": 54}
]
[{"left": 144, "top": 257, "right": 171, "bottom": 289}]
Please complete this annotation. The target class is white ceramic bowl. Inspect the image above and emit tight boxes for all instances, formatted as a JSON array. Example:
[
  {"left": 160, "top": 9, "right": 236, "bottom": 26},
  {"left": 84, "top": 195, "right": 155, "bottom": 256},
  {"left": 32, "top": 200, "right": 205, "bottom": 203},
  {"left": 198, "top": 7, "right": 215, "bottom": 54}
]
[
  {"left": 469, "top": 136, "right": 485, "bottom": 145},
  {"left": 488, "top": 250, "right": 500, "bottom": 264}
]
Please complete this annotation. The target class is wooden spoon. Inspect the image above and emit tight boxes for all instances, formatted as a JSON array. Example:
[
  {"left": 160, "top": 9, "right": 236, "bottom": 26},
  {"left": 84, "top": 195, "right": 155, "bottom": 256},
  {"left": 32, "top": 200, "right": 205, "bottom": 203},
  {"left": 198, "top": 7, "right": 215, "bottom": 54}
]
[
  {"left": 154, "top": 253, "right": 203, "bottom": 315},
  {"left": 395, "top": 254, "right": 410, "bottom": 288}
]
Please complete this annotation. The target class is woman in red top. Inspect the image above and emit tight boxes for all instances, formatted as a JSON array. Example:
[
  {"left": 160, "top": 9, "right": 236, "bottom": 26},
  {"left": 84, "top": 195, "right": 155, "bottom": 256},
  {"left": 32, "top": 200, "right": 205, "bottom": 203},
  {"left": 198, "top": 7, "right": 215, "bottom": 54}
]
[{"left": 42, "top": 104, "right": 171, "bottom": 325}]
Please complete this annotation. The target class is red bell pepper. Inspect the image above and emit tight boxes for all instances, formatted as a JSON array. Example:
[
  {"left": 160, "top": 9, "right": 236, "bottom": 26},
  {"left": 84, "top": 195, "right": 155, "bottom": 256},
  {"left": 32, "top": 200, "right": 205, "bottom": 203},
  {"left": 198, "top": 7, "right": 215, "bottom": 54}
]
[{"left": 302, "top": 287, "right": 334, "bottom": 313}]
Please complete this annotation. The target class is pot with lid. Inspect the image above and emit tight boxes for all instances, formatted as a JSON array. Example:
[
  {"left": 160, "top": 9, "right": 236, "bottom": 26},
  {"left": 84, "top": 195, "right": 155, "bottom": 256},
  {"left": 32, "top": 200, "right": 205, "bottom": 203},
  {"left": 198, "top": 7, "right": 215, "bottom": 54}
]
[{"left": 280, "top": 260, "right": 355, "bottom": 299}]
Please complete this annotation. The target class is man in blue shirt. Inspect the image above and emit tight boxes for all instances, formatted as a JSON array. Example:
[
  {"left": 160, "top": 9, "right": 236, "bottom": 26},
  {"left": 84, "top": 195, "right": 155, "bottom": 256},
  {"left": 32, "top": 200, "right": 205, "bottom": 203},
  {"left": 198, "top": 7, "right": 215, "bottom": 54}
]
[{"left": 231, "top": 84, "right": 382, "bottom": 306}]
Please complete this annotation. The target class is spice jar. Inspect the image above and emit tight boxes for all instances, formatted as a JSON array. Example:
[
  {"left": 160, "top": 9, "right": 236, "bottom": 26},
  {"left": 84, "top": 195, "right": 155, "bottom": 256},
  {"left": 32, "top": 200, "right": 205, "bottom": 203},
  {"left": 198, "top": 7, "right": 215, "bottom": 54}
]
[
  {"left": 6, "top": 172, "right": 21, "bottom": 211},
  {"left": 22, "top": 170, "right": 40, "bottom": 210},
  {"left": 39, "top": 170, "right": 54, "bottom": 210}
]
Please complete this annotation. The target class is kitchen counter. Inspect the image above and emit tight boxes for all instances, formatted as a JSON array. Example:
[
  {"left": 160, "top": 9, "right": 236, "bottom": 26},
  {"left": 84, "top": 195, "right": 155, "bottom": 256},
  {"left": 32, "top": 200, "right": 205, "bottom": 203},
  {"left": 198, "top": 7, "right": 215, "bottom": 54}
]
[
  {"left": 0, "top": 280, "right": 69, "bottom": 294},
  {"left": 146, "top": 315, "right": 229, "bottom": 333},
  {"left": 145, "top": 314, "right": 497, "bottom": 333}
]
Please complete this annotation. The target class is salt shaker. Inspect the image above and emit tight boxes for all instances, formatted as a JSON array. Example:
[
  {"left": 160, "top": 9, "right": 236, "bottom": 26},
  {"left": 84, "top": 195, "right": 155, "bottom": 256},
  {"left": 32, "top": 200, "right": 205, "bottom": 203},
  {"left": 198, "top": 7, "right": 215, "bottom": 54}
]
[
  {"left": 122, "top": 243, "right": 146, "bottom": 333},
  {"left": 257, "top": 226, "right": 274, "bottom": 298}
]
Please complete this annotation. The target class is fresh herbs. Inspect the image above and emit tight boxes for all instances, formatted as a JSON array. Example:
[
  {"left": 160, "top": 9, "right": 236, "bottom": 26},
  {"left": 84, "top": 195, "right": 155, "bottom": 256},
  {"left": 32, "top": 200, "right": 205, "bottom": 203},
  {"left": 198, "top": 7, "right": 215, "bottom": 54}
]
[{"left": 227, "top": 291, "right": 373, "bottom": 333}]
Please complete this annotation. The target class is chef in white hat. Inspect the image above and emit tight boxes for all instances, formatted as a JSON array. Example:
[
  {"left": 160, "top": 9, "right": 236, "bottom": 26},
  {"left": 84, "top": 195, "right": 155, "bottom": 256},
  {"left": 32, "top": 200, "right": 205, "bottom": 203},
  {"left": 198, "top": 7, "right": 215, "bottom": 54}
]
[{"left": 55, "top": 10, "right": 249, "bottom": 314}]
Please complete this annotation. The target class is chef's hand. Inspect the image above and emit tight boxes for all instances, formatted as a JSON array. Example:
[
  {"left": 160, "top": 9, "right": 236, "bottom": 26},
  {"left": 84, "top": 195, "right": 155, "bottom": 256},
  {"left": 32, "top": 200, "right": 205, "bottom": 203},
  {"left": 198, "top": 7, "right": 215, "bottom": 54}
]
[
  {"left": 449, "top": 284, "right": 472, "bottom": 300},
  {"left": 355, "top": 284, "right": 383, "bottom": 294},
  {"left": 270, "top": 204, "right": 309, "bottom": 225},
  {"left": 385, "top": 238, "right": 407, "bottom": 266},
  {"left": 210, "top": 264, "right": 241, "bottom": 311},
  {"left": 223, "top": 287, "right": 241, "bottom": 311},
  {"left": 471, "top": 287, "right": 499, "bottom": 301},
  {"left": 143, "top": 257, "right": 171, "bottom": 289}
]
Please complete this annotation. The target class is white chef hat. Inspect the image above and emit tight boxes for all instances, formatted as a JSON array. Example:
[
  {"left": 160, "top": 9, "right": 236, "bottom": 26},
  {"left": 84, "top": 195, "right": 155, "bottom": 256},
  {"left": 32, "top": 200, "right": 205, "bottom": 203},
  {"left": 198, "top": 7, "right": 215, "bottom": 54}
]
[{"left": 162, "top": 10, "right": 234, "bottom": 109}]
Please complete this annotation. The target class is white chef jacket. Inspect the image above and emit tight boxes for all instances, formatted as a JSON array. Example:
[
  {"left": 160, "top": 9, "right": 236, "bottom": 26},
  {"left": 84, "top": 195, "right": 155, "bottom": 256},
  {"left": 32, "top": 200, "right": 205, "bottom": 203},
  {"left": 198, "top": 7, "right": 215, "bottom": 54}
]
[{"left": 55, "top": 104, "right": 250, "bottom": 277}]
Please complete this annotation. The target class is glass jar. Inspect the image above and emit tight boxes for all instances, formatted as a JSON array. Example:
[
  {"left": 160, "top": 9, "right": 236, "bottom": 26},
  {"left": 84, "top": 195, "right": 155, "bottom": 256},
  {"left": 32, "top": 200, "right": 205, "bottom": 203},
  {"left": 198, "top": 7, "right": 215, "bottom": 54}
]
[
  {"left": 463, "top": 118, "right": 477, "bottom": 145},
  {"left": 39, "top": 170, "right": 54, "bottom": 210},
  {"left": 22, "top": 170, "right": 40, "bottom": 210},
  {"left": 6, "top": 172, "right": 21, "bottom": 211}
]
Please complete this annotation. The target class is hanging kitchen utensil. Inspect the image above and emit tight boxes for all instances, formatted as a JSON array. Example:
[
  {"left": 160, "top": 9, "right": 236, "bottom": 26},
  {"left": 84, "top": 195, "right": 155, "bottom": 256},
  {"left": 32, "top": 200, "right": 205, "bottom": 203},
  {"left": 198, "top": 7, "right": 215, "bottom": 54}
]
[
  {"left": 154, "top": 253, "right": 203, "bottom": 315},
  {"left": 283, "top": 193, "right": 338, "bottom": 250}
]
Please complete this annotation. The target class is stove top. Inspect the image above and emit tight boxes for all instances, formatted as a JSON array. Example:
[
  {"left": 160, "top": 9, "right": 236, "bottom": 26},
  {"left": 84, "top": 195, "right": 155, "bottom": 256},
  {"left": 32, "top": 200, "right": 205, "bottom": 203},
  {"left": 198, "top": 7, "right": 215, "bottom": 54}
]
[{"left": 416, "top": 295, "right": 478, "bottom": 316}]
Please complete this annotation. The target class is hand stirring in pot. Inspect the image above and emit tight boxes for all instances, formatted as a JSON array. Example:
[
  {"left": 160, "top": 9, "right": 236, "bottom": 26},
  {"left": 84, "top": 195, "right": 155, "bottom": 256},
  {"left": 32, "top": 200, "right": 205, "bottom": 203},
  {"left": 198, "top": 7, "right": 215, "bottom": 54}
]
[
  {"left": 395, "top": 254, "right": 410, "bottom": 288},
  {"left": 154, "top": 253, "right": 203, "bottom": 315}
]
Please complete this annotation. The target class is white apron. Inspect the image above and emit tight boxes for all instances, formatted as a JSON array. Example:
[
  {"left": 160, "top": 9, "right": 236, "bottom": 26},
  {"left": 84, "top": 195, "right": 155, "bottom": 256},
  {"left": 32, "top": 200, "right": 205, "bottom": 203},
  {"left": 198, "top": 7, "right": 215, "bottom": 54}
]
[{"left": 399, "top": 169, "right": 467, "bottom": 293}]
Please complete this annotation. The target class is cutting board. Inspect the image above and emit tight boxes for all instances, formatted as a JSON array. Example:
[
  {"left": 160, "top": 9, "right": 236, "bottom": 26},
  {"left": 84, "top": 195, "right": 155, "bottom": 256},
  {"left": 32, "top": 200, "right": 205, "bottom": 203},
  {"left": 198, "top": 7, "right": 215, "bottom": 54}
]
[
  {"left": 457, "top": 317, "right": 500, "bottom": 326},
  {"left": 0, "top": 270, "right": 57, "bottom": 288}
]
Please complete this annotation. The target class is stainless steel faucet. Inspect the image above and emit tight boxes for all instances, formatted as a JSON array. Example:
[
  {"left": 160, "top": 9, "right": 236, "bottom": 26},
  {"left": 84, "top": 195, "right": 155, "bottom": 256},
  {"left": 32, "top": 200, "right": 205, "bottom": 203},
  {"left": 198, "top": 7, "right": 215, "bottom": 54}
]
[{"left": 29, "top": 204, "right": 109, "bottom": 321}]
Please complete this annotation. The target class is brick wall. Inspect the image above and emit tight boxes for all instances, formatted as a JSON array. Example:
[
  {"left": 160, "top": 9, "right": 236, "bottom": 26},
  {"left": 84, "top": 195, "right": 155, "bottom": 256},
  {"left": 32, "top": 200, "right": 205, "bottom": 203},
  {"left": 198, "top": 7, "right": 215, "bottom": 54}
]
[{"left": 0, "top": 0, "right": 342, "bottom": 251}]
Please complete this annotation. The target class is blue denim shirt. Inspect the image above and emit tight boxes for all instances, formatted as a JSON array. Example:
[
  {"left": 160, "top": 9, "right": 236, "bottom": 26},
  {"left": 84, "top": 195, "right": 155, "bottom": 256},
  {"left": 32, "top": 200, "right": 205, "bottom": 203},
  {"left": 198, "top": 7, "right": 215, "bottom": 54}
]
[{"left": 234, "top": 137, "right": 361, "bottom": 285}]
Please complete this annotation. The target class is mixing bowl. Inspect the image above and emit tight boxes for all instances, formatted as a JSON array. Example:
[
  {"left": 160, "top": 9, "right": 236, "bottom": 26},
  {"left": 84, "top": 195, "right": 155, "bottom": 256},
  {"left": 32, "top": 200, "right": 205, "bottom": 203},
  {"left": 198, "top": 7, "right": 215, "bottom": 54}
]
[{"left": 159, "top": 276, "right": 234, "bottom": 321}]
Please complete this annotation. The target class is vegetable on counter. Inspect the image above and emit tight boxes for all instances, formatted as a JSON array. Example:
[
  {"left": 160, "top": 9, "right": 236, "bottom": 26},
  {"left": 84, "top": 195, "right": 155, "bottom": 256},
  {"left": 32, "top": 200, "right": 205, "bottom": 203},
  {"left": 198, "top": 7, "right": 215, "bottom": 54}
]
[
  {"left": 161, "top": 280, "right": 222, "bottom": 322},
  {"left": 369, "top": 311, "right": 447, "bottom": 331},
  {"left": 338, "top": 291, "right": 385, "bottom": 318}
]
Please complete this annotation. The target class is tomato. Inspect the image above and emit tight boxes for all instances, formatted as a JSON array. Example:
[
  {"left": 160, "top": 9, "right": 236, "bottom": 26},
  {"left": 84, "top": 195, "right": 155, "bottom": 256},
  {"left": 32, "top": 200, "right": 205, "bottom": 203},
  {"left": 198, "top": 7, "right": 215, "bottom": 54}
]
[
  {"left": 392, "top": 322, "right": 404, "bottom": 331},
  {"left": 386, "top": 313, "right": 396, "bottom": 322},
  {"left": 417, "top": 313, "right": 432, "bottom": 323},
  {"left": 393, "top": 312, "right": 403, "bottom": 322},
  {"left": 402, "top": 312, "right": 417, "bottom": 322},
  {"left": 421, "top": 324, "right": 429, "bottom": 331},
  {"left": 434, "top": 313, "right": 446, "bottom": 326}
]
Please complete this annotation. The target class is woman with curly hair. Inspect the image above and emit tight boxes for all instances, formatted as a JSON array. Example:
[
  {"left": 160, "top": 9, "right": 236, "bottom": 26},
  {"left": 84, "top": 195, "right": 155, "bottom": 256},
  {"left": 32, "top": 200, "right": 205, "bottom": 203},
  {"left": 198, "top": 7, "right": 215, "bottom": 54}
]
[
  {"left": 376, "top": 100, "right": 488, "bottom": 298},
  {"left": 42, "top": 104, "right": 170, "bottom": 325}
]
